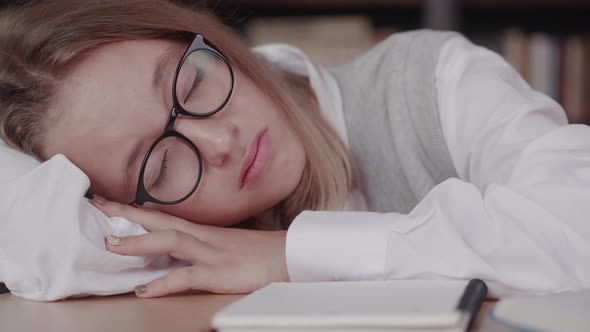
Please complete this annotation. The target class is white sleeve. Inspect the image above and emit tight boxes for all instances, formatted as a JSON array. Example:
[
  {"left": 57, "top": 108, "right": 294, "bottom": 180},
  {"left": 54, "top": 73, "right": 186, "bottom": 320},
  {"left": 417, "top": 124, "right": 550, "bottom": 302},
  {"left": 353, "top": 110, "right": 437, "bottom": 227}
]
[
  {"left": 0, "top": 148, "right": 185, "bottom": 301},
  {"left": 285, "top": 36, "right": 590, "bottom": 298}
]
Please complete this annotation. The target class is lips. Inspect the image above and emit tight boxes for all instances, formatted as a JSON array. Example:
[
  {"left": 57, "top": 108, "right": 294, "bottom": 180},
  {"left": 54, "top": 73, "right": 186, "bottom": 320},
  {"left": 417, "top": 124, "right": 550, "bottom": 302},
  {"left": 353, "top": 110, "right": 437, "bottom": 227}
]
[{"left": 240, "top": 128, "right": 270, "bottom": 189}]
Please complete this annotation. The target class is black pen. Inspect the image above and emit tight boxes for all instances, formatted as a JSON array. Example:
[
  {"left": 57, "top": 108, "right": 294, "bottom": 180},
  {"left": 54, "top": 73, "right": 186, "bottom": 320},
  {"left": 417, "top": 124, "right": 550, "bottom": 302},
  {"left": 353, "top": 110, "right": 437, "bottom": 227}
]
[{"left": 456, "top": 279, "right": 488, "bottom": 332}]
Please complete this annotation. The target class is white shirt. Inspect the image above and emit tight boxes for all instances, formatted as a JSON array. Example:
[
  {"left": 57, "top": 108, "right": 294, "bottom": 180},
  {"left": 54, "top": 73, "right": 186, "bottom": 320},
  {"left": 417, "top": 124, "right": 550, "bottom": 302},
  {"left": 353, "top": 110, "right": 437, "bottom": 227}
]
[{"left": 1, "top": 34, "right": 589, "bottom": 301}]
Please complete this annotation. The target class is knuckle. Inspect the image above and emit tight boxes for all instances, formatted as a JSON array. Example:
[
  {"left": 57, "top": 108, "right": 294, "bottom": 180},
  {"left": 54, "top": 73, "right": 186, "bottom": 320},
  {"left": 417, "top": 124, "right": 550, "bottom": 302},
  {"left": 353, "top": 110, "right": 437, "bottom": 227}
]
[
  {"left": 164, "top": 229, "right": 186, "bottom": 244},
  {"left": 181, "top": 268, "right": 196, "bottom": 286},
  {"left": 103, "top": 201, "right": 125, "bottom": 217},
  {"left": 118, "top": 203, "right": 136, "bottom": 215},
  {"left": 166, "top": 218, "right": 183, "bottom": 230},
  {"left": 160, "top": 274, "right": 174, "bottom": 291},
  {"left": 185, "top": 268, "right": 199, "bottom": 286}
]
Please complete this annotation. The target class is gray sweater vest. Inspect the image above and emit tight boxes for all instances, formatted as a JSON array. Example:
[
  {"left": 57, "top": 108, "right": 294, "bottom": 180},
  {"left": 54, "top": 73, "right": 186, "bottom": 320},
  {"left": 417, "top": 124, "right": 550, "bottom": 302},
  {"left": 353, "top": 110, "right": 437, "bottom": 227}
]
[{"left": 329, "top": 30, "right": 459, "bottom": 214}]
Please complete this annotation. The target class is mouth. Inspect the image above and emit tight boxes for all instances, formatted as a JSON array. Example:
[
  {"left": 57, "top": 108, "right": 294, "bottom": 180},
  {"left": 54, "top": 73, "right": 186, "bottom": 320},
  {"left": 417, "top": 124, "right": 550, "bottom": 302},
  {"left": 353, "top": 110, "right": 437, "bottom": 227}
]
[{"left": 240, "top": 128, "right": 271, "bottom": 189}]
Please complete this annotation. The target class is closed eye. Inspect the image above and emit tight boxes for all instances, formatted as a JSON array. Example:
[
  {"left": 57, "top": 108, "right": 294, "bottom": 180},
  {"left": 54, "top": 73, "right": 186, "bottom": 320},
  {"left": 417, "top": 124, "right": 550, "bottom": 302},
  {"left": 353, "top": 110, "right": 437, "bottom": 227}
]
[
  {"left": 152, "top": 149, "right": 169, "bottom": 189},
  {"left": 183, "top": 68, "right": 205, "bottom": 104}
]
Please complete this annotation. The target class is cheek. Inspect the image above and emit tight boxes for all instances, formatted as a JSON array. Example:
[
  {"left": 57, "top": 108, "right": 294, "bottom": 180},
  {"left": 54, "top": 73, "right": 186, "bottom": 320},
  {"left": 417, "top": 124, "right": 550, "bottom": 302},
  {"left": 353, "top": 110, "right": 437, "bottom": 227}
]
[
  {"left": 149, "top": 197, "right": 240, "bottom": 227},
  {"left": 229, "top": 73, "right": 274, "bottom": 117}
]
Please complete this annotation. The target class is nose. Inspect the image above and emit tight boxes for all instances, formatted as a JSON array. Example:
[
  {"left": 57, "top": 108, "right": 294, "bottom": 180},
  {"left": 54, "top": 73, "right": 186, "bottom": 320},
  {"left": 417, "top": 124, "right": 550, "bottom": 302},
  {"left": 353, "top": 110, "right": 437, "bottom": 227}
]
[{"left": 174, "top": 116, "right": 238, "bottom": 167}]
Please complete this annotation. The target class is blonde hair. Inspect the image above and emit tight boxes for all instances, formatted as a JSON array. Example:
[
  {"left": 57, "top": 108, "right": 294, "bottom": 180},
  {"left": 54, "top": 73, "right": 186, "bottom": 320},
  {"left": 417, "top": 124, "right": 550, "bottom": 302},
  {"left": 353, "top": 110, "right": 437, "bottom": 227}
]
[{"left": 0, "top": 0, "right": 357, "bottom": 228}]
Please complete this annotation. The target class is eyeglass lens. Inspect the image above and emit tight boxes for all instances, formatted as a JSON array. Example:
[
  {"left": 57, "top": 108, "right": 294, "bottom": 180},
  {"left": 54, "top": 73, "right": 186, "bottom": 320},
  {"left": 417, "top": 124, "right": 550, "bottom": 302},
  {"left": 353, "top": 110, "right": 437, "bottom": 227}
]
[{"left": 176, "top": 49, "right": 232, "bottom": 114}]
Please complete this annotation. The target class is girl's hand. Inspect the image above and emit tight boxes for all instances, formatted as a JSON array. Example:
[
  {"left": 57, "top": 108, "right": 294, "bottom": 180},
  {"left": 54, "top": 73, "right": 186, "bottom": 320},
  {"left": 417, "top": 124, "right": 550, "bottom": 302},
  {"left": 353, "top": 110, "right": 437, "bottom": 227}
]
[{"left": 90, "top": 197, "right": 290, "bottom": 298}]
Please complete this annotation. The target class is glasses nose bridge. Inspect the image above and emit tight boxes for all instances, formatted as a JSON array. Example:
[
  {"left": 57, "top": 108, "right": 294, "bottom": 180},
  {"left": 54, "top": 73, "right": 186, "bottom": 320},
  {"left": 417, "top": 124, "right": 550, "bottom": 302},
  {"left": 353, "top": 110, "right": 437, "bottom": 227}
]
[
  {"left": 166, "top": 108, "right": 212, "bottom": 140},
  {"left": 165, "top": 106, "right": 181, "bottom": 132}
]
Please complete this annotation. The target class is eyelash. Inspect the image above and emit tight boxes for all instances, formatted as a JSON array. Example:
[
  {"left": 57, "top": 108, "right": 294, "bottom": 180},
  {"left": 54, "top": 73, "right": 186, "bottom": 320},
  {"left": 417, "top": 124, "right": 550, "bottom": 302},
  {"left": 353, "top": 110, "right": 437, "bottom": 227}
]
[
  {"left": 153, "top": 149, "right": 169, "bottom": 188},
  {"left": 184, "top": 68, "right": 205, "bottom": 104}
]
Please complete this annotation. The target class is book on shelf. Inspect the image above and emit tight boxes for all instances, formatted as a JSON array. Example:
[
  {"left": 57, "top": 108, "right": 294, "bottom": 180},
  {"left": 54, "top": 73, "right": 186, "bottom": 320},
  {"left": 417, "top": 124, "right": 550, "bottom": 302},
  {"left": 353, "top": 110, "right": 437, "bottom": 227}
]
[
  {"left": 562, "top": 35, "right": 585, "bottom": 124},
  {"left": 502, "top": 29, "right": 590, "bottom": 124},
  {"left": 502, "top": 29, "right": 529, "bottom": 82},
  {"left": 584, "top": 37, "right": 590, "bottom": 124},
  {"left": 529, "top": 33, "right": 561, "bottom": 102}
]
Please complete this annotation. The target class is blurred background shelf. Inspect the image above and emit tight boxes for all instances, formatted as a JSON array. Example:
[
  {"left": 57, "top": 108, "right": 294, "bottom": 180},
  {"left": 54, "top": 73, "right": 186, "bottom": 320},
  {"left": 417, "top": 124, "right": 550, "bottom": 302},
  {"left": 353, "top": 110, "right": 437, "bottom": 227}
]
[
  {"left": 209, "top": 0, "right": 590, "bottom": 8},
  {"left": 204, "top": 0, "right": 590, "bottom": 36},
  {"left": 199, "top": 0, "right": 590, "bottom": 124}
]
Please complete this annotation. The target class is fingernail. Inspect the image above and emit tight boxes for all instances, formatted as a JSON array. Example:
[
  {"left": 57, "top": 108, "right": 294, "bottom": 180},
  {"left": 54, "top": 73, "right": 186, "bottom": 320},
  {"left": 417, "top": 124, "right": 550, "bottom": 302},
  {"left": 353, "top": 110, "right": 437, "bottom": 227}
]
[
  {"left": 106, "top": 235, "right": 121, "bottom": 246},
  {"left": 92, "top": 195, "right": 107, "bottom": 205},
  {"left": 135, "top": 285, "right": 147, "bottom": 295}
]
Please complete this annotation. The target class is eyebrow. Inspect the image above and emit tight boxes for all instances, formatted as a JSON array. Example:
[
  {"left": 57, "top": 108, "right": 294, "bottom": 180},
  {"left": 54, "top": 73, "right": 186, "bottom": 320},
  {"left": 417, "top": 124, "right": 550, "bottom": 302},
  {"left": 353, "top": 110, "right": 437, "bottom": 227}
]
[
  {"left": 123, "top": 46, "right": 178, "bottom": 194},
  {"left": 152, "top": 46, "right": 178, "bottom": 95}
]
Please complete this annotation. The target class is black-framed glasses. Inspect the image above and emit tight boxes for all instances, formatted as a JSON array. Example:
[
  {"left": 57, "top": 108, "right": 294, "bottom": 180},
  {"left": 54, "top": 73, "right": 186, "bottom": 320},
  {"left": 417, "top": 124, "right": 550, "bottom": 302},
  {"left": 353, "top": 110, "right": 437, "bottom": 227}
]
[{"left": 131, "top": 33, "right": 234, "bottom": 206}]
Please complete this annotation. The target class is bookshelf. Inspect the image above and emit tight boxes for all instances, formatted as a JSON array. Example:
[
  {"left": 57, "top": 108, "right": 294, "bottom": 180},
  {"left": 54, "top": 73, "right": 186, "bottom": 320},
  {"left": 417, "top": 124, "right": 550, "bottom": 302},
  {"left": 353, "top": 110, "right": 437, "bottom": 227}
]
[{"left": 202, "top": 0, "right": 590, "bottom": 124}]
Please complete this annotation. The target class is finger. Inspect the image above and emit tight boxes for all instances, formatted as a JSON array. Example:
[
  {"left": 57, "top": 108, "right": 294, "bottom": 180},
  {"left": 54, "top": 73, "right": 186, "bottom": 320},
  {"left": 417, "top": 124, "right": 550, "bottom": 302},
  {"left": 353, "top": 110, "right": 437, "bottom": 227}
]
[
  {"left": 91, "top": 196, "right": 179, "bottom": 231},
  {"left": 105, "top": 230, "right": 214, "bottom": 263},
  {"left": 91, "top": 196, "right": 221, "bottom": 242},
  {"left": 134, "top": 266, "right": 201, "bottom": 298}
]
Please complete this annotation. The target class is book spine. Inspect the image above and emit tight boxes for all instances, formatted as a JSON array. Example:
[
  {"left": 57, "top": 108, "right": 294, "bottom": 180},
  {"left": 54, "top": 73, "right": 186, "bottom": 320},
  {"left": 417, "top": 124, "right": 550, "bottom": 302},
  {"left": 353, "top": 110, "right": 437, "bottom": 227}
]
[
  {"left": 529, "top": 33, "right": 560, "bottom": 101},
  {"left": 583, "top": 35, "right": 590, "bottom": 124},
  {"left": 562, "top": 36, "right": 585, "bottom": 123}
]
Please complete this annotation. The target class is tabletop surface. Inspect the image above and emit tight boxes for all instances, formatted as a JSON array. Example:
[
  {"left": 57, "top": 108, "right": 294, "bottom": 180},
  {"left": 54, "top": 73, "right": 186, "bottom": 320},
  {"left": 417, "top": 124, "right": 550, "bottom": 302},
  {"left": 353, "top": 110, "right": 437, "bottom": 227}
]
[{"left": 0, "top": 292, "right": 513, "bottom": 332}]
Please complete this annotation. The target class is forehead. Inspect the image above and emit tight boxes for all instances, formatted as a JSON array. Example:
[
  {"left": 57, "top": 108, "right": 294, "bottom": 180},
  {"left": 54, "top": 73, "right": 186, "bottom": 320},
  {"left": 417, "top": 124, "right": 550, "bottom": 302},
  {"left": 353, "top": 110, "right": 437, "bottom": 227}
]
[
  {"left": 43, "top": 39, "right": 183, "bottom": 200},
  {"left": 53, "top": 38, "right": 183, "bottom": 127}
]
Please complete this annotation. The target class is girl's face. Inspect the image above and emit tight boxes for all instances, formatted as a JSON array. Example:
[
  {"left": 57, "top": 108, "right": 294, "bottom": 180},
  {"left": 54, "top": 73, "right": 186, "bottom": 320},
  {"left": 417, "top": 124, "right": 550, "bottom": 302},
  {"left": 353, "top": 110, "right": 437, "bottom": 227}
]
[{"left": 43, "top": 38, "right": 306, "bottom": 226}]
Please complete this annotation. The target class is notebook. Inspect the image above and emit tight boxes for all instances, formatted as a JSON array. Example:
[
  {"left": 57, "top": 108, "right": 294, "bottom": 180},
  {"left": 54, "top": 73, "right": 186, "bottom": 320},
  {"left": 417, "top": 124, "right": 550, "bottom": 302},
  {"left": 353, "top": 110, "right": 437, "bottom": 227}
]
[
  {"left": 212, "top": 279, "right": 487, "bottom": 332},
  {"left": 491, "top": 289, "right": 590, "bottom": 332}
]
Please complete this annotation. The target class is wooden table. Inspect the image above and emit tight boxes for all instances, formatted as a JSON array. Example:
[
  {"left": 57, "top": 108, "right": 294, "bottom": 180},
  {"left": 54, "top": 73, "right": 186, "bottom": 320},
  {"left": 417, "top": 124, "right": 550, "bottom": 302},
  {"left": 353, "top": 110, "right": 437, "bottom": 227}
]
[{"left": 0, "top": 292, "right": 513, "bottom": 332}]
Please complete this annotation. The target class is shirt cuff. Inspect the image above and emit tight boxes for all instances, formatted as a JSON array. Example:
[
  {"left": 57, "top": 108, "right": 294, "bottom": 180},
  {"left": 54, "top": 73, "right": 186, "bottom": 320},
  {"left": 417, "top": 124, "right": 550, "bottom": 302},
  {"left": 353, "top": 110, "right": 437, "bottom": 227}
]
[{"left": 286, "top": 210, "right": 407, "bottom": 282}]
